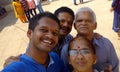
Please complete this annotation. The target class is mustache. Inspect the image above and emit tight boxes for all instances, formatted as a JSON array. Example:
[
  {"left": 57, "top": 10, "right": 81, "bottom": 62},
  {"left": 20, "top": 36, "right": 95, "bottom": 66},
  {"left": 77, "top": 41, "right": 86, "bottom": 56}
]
[{"left": 60, "top": 26, "right": 71, "bottom": 30}]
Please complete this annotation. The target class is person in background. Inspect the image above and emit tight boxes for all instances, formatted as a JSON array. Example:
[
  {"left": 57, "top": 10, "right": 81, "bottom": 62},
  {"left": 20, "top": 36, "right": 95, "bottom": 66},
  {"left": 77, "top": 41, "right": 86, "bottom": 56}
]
[
  {"left": 20, "top": 0, "right": 30, "bottom": 21},
  {"left": 0, "top": 6, "right": 7, "bottom": 16},
  {"left": 110, "top": 0, "right": 120, "bottom": 39},
  {"left": 73, "top": 0, "right": 83, "bottom": 5},
  {"left": 27, "top": 0, "right": 37, "bottom": 17},
  {"left": 34, "top": 0, "right": 44, "bottom": 13},
  {"left": 12, "top": 0, "right": 27, "bottom": 23},
  {"left": 1, "top": 12, "right": 69, "bottom": 72}
]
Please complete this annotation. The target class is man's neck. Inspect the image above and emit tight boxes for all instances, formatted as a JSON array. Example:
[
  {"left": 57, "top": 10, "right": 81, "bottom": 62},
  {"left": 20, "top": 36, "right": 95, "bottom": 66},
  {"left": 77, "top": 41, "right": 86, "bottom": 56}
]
[
  {"left": 26, "top": 45, "right": 49, "bottom": 67},
  {"left": 77, "top": 33, "right": 94, "bottom": 41},
  {"left": 59, "top": 34, "right": 66, "bottom": 40},
  {"left": 58, "top": 34, "right": 66, "bottom": 43}
]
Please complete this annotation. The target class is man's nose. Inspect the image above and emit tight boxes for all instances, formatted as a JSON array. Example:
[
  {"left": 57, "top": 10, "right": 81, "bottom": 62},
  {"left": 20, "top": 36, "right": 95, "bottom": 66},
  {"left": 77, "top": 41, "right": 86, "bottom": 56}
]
[
  {"left": 46, "top": 32, "right": 54, "bottom": 39},
  {"left": 63, "top": 22, "right": 69, "bottom": 27},
  {"left": 81, "top": 21, "right": 87, "bottom": 25}
]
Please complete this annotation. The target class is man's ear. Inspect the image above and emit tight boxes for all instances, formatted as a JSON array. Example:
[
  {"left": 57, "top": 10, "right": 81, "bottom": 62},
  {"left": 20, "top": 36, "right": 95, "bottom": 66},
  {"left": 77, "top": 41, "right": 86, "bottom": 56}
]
[
  {"left": 74, "top": 23, "right": 77, "bottom": 30},
  {"left": 94, "top": 22, "right": 97, "bottom": 30},
  {"left": 27, "top": 29, "right": 33, "bottom": 39}
]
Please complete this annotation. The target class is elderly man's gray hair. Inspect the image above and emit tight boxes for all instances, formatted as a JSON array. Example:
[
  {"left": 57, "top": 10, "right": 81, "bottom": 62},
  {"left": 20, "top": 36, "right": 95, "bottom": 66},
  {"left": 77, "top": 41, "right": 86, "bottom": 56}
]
[{"left": 75, "top": 7, "right": 96, "bottom": 23}]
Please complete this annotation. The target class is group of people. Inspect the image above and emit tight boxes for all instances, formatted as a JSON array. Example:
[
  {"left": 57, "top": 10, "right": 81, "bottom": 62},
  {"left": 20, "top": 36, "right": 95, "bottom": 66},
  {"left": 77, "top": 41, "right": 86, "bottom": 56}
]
[
  {"left": 1, "top": 3, "right": 119, "bottom": 72},
  {"left": 12, "top": 0, "right": 44, "bottom": 23}
]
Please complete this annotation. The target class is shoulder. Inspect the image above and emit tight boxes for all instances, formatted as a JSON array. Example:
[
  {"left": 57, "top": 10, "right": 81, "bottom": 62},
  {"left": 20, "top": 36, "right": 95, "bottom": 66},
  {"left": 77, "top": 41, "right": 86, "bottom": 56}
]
[
  {"left": 49, "top": 52, "right": 60, "bottom": 60},
  {"left": 93, "top": 33, "right": 112, "bottom": 43},
  {"left": 2, "top": 61, "right": 26, "bottom": 72},
  {"left": 65, "top": 34, "right": 73, "bottom": 40},
  {"left": 49, "top": 52, "right": 64, "bottom": 63},
  {"left": 93, "top": 33, "right": 114, "bottom": 50}
]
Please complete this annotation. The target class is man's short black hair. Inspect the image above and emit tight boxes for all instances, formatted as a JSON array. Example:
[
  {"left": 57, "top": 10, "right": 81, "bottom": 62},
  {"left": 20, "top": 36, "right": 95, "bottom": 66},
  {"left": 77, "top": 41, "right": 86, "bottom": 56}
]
[
  {"left": 29, "top": 12, "right": 60, "bottom": 31},
  {"left": 54, "top": 7, "right": 74, "bottom": 19}
]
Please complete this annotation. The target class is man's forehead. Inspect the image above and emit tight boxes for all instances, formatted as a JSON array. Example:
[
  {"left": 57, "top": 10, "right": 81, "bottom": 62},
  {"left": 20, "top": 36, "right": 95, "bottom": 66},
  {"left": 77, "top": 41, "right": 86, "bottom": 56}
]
[
  {"left": 77, "top": 11, "right": 92, "bottom": 16},
  {"left": 58, "top": 12, "right": 73, "bottom": 17}
]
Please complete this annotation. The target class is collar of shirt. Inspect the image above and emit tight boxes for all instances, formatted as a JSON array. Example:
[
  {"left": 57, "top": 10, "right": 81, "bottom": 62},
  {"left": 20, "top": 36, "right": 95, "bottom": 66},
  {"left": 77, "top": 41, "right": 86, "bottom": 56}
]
[{"left": 20, "top": 54, "right": 54, "bottom": 67}]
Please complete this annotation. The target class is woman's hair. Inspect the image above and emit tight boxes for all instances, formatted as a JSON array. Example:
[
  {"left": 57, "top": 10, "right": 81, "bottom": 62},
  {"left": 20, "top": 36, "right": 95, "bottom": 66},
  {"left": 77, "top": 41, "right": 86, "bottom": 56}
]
[{"left": 68, "top": 36, "right": 96, "bottom": 54}]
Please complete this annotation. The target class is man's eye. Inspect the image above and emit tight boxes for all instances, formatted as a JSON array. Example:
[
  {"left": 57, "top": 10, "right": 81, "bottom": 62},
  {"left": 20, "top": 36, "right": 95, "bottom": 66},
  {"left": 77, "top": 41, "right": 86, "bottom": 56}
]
[
  {"left": 76, "top": 20, "right": 82, "bottom": 23},
  {"left": 52, "top": 32, "right": 59, "bottom": 36},
  {"left": 39, "top": 29, "right": 48, "bottom": 32},
  {"left": 60, "top": 20, "right": 65, "bottom": 23}
]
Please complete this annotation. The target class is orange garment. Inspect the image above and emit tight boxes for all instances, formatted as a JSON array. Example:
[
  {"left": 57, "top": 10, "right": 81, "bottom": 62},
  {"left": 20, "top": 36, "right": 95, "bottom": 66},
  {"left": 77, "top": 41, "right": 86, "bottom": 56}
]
[{"left": 12, "top": 1, "right": 27, "bottom": 23}]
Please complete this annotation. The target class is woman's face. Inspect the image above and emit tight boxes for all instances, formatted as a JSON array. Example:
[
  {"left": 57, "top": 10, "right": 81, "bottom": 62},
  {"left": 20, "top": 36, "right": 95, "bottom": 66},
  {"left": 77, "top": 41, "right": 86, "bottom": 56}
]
[{"left": 69, "top": 39, "right": 96, "bottom": 72}]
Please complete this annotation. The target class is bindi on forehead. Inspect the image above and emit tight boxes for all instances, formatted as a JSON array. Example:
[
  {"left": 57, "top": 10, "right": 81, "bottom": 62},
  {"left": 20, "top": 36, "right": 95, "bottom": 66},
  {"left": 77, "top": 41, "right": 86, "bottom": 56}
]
[{"left": 77, "top": 46, "right": 80, "bottom": 49}]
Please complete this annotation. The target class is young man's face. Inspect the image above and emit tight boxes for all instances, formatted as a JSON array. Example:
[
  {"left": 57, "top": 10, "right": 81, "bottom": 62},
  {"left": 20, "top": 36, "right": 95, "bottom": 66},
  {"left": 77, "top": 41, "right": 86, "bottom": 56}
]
[
  {"left": 58, "top": 12, "right": 74, "bottom": 37},
  {"left": 74, "top": 11, "right": 96, "bottom": 36},
  {"left": 27, "top": 17, "right": 59, "bottom": 52}
]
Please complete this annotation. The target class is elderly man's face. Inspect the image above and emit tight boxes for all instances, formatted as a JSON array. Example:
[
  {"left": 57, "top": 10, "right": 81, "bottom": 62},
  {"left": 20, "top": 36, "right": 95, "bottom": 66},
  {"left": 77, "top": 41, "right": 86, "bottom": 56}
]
[{"left": 74, "top": 11, "right": 96, "bottom": 36}]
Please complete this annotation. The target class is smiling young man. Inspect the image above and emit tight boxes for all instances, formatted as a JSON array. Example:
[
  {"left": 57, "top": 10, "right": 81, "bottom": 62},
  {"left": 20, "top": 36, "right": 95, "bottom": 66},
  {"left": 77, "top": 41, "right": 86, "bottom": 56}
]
[
  {"left": 3, "top": 6, "right": 75, "bottom": 68},
  {"left": 2, "top": 12, "right": 69, "bottom": 72}
]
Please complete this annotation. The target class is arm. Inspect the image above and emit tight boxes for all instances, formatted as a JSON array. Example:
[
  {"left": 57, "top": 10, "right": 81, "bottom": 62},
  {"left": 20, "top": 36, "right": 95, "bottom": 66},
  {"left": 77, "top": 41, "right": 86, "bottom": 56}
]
[
  {"left": 3, "top": 55, "right": 20, "bottom": 67},
  {"left": 2, "top": 61, "right": 25, "bottom": 72},
  {"left": 106, "top": 39, "right": 119, "bottom": 72}
]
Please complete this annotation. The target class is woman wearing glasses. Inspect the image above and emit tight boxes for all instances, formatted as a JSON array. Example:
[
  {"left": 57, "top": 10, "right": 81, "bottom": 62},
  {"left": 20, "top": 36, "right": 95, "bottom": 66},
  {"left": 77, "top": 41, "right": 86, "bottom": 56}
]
[{"left": 68, "top": 36, "right": 112, "bottom": 72}]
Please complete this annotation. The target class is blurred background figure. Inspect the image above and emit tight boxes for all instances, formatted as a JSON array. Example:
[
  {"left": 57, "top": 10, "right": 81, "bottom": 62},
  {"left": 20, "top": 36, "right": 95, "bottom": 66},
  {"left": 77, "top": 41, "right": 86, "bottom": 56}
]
[
  {"left": 73, "top": 0, "right": 83, "bottom": 5},
  {"left": 34, "top": 0, "right": 44, "bottom": 13},
  {"left": 0, "top": 6, "right": 7, "bottom": 16},
  {"left": 27, "top": 0, "right": 37, "bottom": 17},
  {"left": 12, "top": 0, "right": 27, "bottom": 23},
  {"left": 20, "top": 0, "right": 30, "bottom": 21},
  {"left": 110, "top": 0, "right": 120, "bottom": 39}
]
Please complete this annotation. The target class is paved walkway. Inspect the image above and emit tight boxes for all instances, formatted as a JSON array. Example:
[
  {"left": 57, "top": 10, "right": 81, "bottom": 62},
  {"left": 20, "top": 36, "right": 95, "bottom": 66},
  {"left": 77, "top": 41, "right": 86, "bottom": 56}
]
[{"left": 0, "top": 0, "right": 120, "bottom": 70}]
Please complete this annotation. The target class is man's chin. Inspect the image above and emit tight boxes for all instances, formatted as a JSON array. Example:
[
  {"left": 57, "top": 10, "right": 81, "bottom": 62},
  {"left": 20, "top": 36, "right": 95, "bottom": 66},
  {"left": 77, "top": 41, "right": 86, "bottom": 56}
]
[
  {"left": 60, "top": 31, "right": 69, "bottom": 36},
  {"left": 78, "top": 32, "right": 88, "bottom": 36},
  {"left": 60, "top": 33, "right": 68, "bottom": 37}
]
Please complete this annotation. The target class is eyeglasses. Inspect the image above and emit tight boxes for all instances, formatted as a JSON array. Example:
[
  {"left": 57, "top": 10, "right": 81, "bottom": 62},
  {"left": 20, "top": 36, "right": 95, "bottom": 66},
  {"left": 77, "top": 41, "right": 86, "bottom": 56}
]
[{"left": 69, "top": 49, "right": 92, "bottom": 56}]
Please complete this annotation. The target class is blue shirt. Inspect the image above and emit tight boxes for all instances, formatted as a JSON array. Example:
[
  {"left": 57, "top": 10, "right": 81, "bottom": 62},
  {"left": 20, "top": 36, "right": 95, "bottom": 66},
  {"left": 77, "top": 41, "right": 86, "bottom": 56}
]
[
  {"left": 61, "top": 33, "right": 119, "bottom": 72},
  {"left": 92, "top": 34, "right": 119, "bottom": 72},
  {"left": 53, "top": 34, "right": 73, "bottom": 56},
  {"left": 2, "top": 52, "right": 69, "bottom": 72}
]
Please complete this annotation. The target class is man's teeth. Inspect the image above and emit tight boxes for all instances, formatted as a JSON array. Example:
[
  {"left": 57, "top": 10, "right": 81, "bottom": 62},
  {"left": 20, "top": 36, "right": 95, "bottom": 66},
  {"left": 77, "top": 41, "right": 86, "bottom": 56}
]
[{"left": 43, "top": 40, "right": 52, "bottom": 44}]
